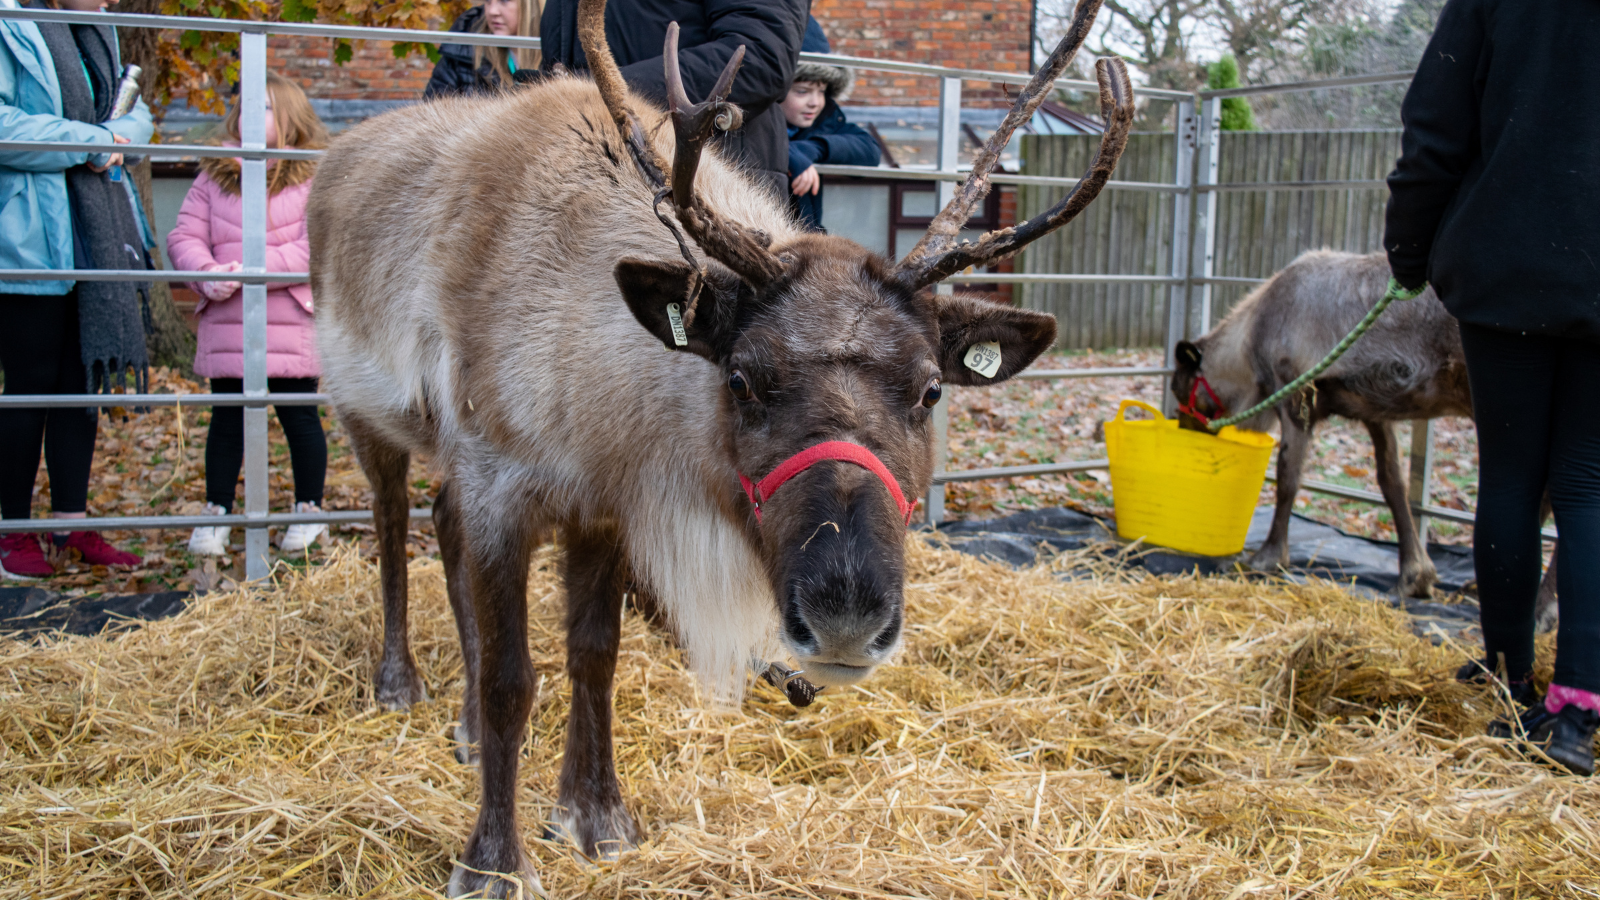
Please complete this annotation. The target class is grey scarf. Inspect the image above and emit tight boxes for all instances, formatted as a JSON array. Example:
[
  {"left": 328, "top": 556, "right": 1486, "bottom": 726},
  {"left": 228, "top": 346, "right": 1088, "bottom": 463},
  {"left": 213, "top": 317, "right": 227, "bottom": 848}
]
[{"left": 34, "top": 9, "right": 150, "bottom": 395}]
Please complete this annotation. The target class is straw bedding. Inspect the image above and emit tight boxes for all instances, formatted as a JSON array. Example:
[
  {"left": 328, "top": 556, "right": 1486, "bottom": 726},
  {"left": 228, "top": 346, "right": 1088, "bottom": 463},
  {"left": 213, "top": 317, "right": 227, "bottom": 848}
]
[{"left": 1, "top": 539, "right": 1594, "bottom": 898}]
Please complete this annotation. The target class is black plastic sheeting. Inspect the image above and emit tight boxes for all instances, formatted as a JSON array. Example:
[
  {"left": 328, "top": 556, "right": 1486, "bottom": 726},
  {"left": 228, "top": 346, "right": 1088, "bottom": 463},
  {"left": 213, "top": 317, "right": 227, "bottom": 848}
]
[
  {"left": 934, "top": 505, "right": 1482, "bottom": 643},
  {"left": 0, "top": 507, "right": 1480, "bottom": 642},
  {"left": 0, "top": 586, "right": 189, "bottom": 637}
]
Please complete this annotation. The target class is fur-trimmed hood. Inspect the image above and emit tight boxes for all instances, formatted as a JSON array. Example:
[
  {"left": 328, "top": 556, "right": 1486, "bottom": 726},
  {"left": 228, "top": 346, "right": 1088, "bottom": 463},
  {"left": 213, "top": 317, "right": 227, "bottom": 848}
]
[
  {"left": 792, "top": 61, "right": 853, "bottom": 101},
  {"left": 200, "top": 150, "right": 317, "bottom": 197}
]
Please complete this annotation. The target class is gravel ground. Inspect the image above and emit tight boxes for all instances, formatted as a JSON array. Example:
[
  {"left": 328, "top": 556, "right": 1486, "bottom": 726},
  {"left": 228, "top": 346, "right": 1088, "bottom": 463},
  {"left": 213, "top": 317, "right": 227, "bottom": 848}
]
[{"left": 12, "top": 352, "right": 1481, "bottom": 597}]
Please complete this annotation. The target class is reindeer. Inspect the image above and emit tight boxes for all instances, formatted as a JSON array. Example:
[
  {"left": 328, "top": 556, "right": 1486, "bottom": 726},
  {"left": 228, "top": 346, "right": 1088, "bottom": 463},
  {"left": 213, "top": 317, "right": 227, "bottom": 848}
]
[
  {"left": 308, "top": 0, "right": 1132, "bottom": 892},
  {"left": 1171, "top": 250, "right": 1558, "bottom": 621}
]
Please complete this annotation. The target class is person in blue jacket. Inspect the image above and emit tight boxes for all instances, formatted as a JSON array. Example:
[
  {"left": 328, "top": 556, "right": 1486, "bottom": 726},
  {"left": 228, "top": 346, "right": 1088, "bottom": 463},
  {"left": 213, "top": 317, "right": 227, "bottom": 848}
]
[
  {"left": 0, "top": 0, "right": 154, "bottom": 578},
  {"left": 781, "top": 18, "right": 878, "bottom": 232}
]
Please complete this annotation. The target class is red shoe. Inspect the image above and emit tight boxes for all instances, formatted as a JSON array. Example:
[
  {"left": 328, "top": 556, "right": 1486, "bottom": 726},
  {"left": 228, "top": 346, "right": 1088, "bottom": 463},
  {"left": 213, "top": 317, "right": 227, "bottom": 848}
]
[
  {"left": 56, "top": 531, "right": 142, "bottom": 568},
  {"left": 0, "top": 533, "right": 54, "bottom": 578}
]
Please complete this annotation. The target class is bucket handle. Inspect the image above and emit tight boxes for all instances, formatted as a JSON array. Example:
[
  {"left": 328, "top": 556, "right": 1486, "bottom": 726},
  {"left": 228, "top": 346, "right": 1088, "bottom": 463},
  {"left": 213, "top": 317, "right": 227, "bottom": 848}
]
[{"left": 1115, "top": 399, "right": 1166, "bottom": 422}]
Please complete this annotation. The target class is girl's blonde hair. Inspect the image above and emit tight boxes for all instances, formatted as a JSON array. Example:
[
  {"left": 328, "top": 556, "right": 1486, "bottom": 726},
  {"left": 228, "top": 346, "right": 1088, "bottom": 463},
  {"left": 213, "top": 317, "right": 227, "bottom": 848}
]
[
  {"left": 210, "top": 73, "right": 327, "bottom": 196},
  {"left": 473, "top": 0, "right": 542, "bottom": 89},
  {"left": 222, "top": 72, "right": 329, "bottom": 152}
]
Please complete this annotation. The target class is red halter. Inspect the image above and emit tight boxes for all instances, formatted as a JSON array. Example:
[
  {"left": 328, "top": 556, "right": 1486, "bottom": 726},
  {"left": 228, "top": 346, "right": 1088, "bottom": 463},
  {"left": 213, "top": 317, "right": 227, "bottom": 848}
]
[
  {"left": 1177, "top": 373, "right": 1227, "bottom": 427},
  {"left": 738, "top": 441, "right": 917, "bottom": 526}
]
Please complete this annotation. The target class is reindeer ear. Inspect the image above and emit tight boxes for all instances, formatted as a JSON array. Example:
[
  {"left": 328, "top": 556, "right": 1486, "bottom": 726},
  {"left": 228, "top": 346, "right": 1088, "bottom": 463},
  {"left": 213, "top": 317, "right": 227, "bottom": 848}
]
[
  {"left": 1175, "top": 341, "right": 1203, "bottom": 370},
  {"left": 615, "top": 257, "right": 741, "bottom": 360},
  {"left": 935, "top": 295, "right": 1057, "bottom": 386}
]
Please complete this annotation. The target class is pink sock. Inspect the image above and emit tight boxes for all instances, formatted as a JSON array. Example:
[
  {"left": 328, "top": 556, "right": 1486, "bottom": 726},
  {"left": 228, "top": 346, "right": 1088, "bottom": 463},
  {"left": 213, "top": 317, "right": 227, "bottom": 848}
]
[{"left": 1546, "top": 684, "right": 1600, "bottom": 715}]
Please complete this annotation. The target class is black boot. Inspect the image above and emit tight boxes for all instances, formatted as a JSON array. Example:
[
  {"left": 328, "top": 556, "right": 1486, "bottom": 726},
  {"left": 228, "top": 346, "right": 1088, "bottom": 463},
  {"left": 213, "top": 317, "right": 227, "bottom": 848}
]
[
  {"left": 1485, "top": 680, "right": 1543, "bottom": 739},
  {"left": 1524, "top": 704, "right": 1598, "bottom": 776}
]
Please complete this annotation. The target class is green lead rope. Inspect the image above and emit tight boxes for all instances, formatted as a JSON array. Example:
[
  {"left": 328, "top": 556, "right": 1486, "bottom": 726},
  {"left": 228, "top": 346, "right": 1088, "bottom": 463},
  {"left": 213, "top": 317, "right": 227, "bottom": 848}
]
[{"left": 1205, "top": 278, "right": 1428, "bottom": 433}]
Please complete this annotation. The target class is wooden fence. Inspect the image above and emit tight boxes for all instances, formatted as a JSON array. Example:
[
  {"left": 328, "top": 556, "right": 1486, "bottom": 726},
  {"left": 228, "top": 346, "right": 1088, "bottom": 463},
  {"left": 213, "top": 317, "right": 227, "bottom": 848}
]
[{"left": 1015, "top": 129, "right": 1402, "bottom": 349}]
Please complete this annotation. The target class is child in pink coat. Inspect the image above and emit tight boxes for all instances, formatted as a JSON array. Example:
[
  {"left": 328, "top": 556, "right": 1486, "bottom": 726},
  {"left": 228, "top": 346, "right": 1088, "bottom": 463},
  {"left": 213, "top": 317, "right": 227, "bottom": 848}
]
[{"left": 167, "top": 74, "right": 329, "bottom": 556}]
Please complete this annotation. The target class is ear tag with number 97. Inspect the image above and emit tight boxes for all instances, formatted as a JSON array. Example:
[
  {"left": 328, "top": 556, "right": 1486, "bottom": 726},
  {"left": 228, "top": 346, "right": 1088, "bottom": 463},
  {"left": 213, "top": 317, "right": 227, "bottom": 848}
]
[
  {"left": 963, "top": 341, "right": 1002, "bottom": 378},
  {"left": 666, "top": 302, "right": 688, "bottom": 347}
]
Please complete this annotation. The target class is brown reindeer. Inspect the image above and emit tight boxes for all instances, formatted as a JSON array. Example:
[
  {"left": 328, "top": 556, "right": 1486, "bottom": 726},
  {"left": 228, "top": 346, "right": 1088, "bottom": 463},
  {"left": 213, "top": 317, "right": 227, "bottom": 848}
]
[
  {"left": 307, "top": 0, "right": 1133, "bottom": 893},
  {"left": 1172, "top": 250, "right": 1558, "bottom": 620}
]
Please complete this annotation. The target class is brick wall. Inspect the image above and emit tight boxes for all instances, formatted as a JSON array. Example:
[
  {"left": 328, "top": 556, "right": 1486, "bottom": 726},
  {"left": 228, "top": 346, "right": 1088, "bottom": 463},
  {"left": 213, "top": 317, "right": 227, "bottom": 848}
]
[
  {"left": 264, "top": 1, "right": 1032, "bottom": 105},
  {"left": 268, "top": 35, "right": 434, "bottom": 100},
  {"left": 812, "top": 0, "right": 1033, "bottom": 107}
]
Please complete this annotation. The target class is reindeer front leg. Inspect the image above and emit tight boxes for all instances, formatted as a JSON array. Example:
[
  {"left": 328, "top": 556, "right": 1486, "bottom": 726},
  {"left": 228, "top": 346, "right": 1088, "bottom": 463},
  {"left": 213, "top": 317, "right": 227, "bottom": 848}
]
[
  {"left": 449, "top": 481, "right": 542, "bottom": 899},
  {"left": 1248, "top": 407, "right": 1311, "bottom": 573},
  {"left": 547, "top": 523, "right": 641, "bottom": 859},
  {"left": 1366, "top": 419, "right": 1438, "bottom": 598}
]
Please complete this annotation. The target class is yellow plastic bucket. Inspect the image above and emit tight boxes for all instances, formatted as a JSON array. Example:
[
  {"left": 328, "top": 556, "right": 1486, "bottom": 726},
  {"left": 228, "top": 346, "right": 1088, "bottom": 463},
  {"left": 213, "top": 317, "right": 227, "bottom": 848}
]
[{"left": 1103, "top": 399, "right": 1277, "bottom": 557}]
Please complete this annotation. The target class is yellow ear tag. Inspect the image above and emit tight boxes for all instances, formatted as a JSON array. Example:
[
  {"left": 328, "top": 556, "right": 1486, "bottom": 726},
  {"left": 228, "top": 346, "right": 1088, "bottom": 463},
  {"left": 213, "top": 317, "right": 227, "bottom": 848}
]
[
  {"left": 963, "top": 341, "right": 1002, "bottom": 378},
  {"left": 666, "top": 302, "right": 688, "bottom": 347}
]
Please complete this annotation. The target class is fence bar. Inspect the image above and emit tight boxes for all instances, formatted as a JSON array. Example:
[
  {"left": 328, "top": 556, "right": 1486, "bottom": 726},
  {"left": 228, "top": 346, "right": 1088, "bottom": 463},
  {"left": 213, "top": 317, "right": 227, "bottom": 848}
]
[
  {"left": 0, "top": 269, "right": 303, "bottom": 282},
  {"left": 925, "top": 76, "right": 962, "bottom": 527},
  {"left": 1201, "top": 70, "right": 1414, "bottom": 99},
  {"left": 1408, "top": 419, "right": 1434, "bottom": 543},
  {"left": 947, "top": 273, "right": 1182, "bottom": 284},
  {"left": 0, "top": 140, "right": 320, "bottom": 160},
  {"left": 797, "top": 51, "right": 1193, "bottom": 100},
  {"left": 1164, "top": 98, "right": 1196, "bottom": 415},
  {"left": 0, "top": 8, "right": 1191, "bottom": 97},
  {"left": 0, "top": 6, "right": 543, "bottom": 47},
  {"left": 0, "top": 509, "right": 431, "bottom": 535},
  {"left": 1199, "top": 179, "right": 1389, "bottom": 192},
  {"left": 0, "top": 393, "right": 326, "bottom": 408},
  {"left": 240, "top": 31, "right": 271, "bottom": 581},
  {"left": 1196, "top": 275, "right": 1269, "bottom": 285},
  {"left": 813, "top": 164, "right": 1183, "bottom": 192},
  {"left": 934, "top": 459, "right": 1108, "bottom": 484},
  {"left": 1189, "top": 97, "right": 1221, "bottom": 337},
  {"left": 1014, "top": 366, "right": 1172, "bottom": 381}
]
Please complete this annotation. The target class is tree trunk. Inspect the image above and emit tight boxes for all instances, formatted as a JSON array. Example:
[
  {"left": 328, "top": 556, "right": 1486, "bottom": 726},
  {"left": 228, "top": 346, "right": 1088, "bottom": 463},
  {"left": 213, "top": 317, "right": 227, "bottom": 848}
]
[{"left": 117, "top": 1, "right": 197, "bottom": 376}]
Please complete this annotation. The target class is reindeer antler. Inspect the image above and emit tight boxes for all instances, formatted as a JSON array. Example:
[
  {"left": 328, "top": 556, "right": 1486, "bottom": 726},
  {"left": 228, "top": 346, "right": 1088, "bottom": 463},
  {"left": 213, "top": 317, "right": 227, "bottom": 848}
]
[
  {"left": 892, "top": 0, "right": 1135, "bottom": 291},
  {"left": 578, "top": 0, "right": 786, "bottom": 288}
]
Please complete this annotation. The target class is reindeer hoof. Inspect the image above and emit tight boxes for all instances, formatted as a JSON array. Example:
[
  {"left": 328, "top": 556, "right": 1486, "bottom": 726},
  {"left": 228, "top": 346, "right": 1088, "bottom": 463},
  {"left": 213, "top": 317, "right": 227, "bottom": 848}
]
[
  {"left": 1245, "top": 547, "right": 1288, "bottom": 574},
  {"left": 1399, "top": 564, "right": 1438, "bottom": 600},
  {"left": 453, "top": 720, "right": 480, "bottom": 766},
  {"left": 447, "top": 862, "right": 543, "bottom": 899},
  {"left": 544, "top": 800, "right": 640, "bottom": 862},
  {"left": 375, "top": 656, "right": 429, "bottom": 711}
]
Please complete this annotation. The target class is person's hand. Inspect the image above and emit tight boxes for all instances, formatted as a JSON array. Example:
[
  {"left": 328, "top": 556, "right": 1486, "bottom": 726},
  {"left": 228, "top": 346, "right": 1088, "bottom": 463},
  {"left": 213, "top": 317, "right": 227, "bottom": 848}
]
[
  {"left": 89, "top": 133, "right": 130, "bottom": 173},
  {"left": 790, "top": 165, "right": 820, "bottom": 197},
  {"left": 200, "top": 261, "right": 243, "bottom": 303}
]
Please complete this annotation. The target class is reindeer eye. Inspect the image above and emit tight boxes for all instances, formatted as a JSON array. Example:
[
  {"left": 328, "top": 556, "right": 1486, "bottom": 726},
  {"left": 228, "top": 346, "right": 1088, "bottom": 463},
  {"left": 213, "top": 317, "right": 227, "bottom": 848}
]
[
  {"left": 921, "top": 378, "right": 942, "bottom": 408},
  {"left": 728, "top": 369, "right": 753, "bottom": 401}
]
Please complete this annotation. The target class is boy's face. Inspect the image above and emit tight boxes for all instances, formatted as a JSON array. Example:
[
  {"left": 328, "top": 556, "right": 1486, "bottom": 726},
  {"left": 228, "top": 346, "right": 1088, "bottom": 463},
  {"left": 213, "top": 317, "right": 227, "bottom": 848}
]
[{"left": 781, "top": 81, "right": 828, "bottom": 128}]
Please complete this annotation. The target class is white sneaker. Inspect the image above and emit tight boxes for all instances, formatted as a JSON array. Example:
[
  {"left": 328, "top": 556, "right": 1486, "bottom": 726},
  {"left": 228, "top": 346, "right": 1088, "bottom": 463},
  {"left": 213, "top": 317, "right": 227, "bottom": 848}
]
[
  {"left": 187, "top": 503, "right": 231, "bottom": 556},
  {"left": 279, "top": 501, "right": 328, "bottom": 553}
]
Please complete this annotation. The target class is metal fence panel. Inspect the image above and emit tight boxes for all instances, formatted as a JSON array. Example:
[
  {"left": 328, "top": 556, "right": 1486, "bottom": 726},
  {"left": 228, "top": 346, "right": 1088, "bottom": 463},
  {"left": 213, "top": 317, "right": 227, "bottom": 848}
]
[{"left": 1018, "top": 129, "right": 1403, "bottom": 348}]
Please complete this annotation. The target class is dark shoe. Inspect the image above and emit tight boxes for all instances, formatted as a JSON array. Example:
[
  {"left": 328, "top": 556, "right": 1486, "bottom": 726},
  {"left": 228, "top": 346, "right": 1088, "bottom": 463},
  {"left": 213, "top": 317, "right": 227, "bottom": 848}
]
[
  {"left": 0, "top": 533, "right": 54, "bottom": 578},
  {"left": 1526, "top": 704, "right": 1598, "bottom": 776},
  {"left": 55, "top": 531, "right": 141, "bottom": 568},
  {"left": 1486, "top": 680, "right": 1544, "bottom": 739},
  {"left": 1456, "top": 657, "right": 1494, "bottom": 685}
]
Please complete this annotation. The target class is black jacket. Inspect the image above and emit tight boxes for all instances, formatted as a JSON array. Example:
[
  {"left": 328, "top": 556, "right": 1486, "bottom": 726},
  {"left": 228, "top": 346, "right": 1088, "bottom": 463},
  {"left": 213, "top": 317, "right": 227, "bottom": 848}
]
[
  {"left": 1384, "top": 0, "right": 1600, "bottom": 341},
  {"left": 423, "top": 8, "right": 541, "bottom": 100},
  {"left": 539, "top": 0, "right": 806, "bottom": 199},
  {"left": 788, "top": 98, "right": 879, "bottom": 230}
]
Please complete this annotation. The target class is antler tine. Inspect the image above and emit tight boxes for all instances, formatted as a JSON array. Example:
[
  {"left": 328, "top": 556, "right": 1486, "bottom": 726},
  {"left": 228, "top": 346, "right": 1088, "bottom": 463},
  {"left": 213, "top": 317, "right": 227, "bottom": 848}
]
[
  {"left": 666, "top": 24, "right": 746, "bottom": 209},
  {"left": 896, "top": 56, "right": 1135, "bottom": 290},
  {"left": 580, "top": 0, "right": 785, "bottom": 288},
  {"left": 893, "top": 0, "right": 1108, "bottom": 287},
  {"left": 578, "top": 0, "right": 668, "bottom": 189}
]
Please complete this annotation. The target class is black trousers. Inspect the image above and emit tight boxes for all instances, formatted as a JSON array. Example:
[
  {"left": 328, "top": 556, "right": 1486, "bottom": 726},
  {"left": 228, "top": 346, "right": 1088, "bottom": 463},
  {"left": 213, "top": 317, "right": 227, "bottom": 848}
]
[
  {"left": 0, "top": 291, "right": 98, "bottom": 519},
  {"left": 205, "top": 377, "right": 326, "bottom": 512},
  {"left": 1462, "top": 322, "right": 1600, "bottom": 694}
]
